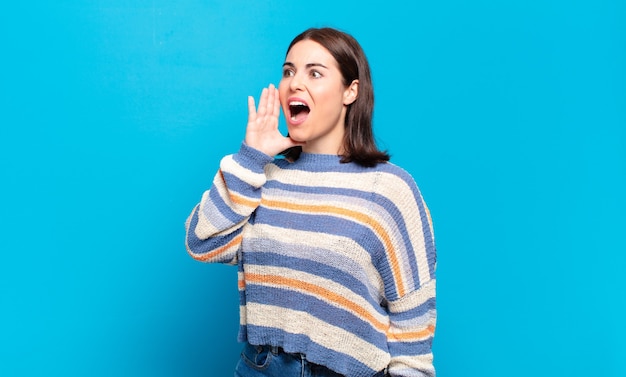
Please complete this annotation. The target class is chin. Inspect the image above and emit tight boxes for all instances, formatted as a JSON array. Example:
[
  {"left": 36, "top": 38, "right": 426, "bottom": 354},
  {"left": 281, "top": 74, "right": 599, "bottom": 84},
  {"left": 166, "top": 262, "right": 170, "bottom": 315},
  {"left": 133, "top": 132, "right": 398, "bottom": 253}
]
[{"left": 287, "top": 129, "right": 307, "bottom": 143}]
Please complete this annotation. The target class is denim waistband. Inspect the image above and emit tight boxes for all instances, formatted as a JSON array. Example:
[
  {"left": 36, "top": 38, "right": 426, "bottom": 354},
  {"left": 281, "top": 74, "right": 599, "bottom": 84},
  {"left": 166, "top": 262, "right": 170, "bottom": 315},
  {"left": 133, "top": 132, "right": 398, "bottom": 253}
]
[
  {"left": 252, "top": 344, "right": 286, "bottom": 357},
  {"left": 247, "top": 343, "right": 388, "bottom": 377}
]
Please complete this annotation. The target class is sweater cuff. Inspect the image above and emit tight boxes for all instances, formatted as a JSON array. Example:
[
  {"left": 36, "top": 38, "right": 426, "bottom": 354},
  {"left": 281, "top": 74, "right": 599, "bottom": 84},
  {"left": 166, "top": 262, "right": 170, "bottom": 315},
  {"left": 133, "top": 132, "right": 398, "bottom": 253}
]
[{"left": 232, "top": 142, "right": 274, "bottom": 174}]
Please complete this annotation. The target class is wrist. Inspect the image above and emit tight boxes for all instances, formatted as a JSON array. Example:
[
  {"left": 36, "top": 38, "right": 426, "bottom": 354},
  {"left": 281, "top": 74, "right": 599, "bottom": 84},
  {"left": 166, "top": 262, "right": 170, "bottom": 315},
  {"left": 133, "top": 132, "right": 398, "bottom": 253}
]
[{"left": 235, "top": 142, "right": 274, "bottom": 172}]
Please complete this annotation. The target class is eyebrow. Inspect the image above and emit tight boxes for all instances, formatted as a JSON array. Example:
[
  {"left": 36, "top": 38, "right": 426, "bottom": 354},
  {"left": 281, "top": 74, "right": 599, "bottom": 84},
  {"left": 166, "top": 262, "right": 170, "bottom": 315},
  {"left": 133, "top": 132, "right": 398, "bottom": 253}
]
[{"left": 282, "top": 62, "right": 329, "bottom": 69}]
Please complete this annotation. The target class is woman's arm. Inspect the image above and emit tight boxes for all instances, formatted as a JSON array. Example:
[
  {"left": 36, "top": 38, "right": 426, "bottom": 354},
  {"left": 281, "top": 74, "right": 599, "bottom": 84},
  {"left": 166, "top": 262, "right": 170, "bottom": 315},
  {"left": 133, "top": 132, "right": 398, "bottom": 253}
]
[
  {"left": 386, "top": 279, "right": 436, "bottom": 377},
  {"left": 184, "top": 143, "right": 273, "bottom": 264},
  {"left": 185, "top": 84, "right": 300, "bottom": 264},
  {"left": 377, "top": 168, "right": 437, "bottom": 377}
]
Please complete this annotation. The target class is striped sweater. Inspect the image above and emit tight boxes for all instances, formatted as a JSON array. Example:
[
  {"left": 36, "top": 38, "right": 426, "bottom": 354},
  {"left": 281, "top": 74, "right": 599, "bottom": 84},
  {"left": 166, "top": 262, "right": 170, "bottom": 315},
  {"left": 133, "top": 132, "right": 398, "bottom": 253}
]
[{"left": 185, "top": 143, "right": 437, "bottom": 377}]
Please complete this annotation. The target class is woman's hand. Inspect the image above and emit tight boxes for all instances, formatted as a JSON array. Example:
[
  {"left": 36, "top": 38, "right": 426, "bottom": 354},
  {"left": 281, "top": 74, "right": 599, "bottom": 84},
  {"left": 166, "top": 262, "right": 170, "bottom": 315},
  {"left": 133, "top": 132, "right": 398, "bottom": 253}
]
[{"left": 245, "top": 84, "right": 304, "bottom": 156}]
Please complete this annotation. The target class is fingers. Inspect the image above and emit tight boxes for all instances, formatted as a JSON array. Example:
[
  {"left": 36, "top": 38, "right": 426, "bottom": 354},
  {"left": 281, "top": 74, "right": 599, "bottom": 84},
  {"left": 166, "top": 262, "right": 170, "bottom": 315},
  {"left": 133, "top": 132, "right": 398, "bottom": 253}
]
[
  {"left": 258, "top": 87, "right": 270, "bottom": 117},
  {"left": 266, "top": 84, "right": 279, "bottom": 118},
  {"left": 247, "top": 95, "right": 256, "bottom": 123},
  {"left": 271, "top": 86, "right": 281, "bottom": 118},
  {"left": 261, "top": 84, "right": 279, "bottom": 118},
  {"left": 244, "top": 84, "right": 290, "bottom": 156},
  {"left": 250, "top": 84, "right": 279, "bottom": 122}
]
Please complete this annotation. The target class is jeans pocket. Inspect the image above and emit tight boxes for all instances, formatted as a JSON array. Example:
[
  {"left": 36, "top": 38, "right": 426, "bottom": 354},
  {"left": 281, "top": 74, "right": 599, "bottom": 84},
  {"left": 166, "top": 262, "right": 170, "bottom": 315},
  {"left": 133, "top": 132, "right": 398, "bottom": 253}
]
[{"left": 240, "top": 343, "right": 273, "bottom": 370}]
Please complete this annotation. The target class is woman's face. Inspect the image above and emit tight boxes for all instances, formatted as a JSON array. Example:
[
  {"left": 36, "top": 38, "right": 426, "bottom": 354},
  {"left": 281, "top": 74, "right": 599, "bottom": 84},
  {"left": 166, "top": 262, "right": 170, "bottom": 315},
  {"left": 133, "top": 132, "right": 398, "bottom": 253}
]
[{"left": 279, "top": 40, "right": 358, "bottom": 155}]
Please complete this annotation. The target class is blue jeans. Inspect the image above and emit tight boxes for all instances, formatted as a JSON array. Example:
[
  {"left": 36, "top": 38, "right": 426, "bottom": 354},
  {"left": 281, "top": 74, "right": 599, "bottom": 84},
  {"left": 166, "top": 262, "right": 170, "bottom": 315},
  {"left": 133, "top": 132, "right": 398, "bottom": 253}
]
[{"left": 234, "top": 343, "right": 387, "bottom": 377}]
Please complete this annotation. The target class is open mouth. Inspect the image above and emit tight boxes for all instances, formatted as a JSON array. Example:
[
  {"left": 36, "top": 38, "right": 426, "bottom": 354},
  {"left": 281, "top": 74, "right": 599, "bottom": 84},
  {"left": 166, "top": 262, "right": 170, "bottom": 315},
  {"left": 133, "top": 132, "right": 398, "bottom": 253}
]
[{"left": 288, "top": 100, "right": 310, "bottom": 123}]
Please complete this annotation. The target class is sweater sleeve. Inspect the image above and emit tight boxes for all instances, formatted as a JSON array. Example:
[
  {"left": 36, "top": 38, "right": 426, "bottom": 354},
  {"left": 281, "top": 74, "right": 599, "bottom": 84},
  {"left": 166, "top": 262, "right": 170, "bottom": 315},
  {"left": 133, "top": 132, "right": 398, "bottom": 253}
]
[
  {"left": 184, "top": 143, "right": 273, "bottom": 264},
  {"left": 386, "top": 279, "right": 436, "bottom": 377},
  {"left": 378, "top": 168, "right": 437, "bottom": 377}
]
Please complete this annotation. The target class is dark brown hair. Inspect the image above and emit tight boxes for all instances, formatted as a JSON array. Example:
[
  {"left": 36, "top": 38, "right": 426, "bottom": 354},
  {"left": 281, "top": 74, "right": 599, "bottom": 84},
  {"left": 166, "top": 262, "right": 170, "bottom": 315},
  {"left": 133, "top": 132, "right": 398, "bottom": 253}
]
[{"left": 281, "top": 27, "right": 390, "bottom": 167}]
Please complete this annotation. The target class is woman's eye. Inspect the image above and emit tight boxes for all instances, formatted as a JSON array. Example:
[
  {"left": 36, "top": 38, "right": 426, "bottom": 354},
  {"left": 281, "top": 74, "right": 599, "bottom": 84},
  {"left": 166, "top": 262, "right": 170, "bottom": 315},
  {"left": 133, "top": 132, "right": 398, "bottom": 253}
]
[
  {"left": 283, "top": 69, "right": 294, "bottom": 77},
  {"left": 311, "top": 70, "right": 322, "bottom": 78}
]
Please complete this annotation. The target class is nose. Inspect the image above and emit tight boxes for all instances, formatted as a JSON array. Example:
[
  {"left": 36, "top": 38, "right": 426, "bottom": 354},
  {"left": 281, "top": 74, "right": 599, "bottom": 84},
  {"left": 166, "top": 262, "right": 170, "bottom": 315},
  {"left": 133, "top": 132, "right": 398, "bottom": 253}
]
[{"left": 289, "top": 72, "right": 304, "bottom": 92}]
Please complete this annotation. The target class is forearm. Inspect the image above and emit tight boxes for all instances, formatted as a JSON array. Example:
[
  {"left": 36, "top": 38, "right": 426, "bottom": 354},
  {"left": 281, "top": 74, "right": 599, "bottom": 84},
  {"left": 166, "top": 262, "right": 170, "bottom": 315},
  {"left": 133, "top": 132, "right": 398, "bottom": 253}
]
[
  {"left": 387, "top": 279, "right": 437, "bottom": 377},
  {"left": 185, "top": 143, "right": 272, "bottom": 263}
]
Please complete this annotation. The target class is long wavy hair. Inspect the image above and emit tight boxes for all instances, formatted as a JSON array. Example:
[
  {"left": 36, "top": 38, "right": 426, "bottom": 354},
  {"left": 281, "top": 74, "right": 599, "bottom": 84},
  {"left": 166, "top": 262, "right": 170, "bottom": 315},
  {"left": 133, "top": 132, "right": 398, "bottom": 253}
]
[{"left": 281, "top": 27, "right": 390, "bottom": 167}]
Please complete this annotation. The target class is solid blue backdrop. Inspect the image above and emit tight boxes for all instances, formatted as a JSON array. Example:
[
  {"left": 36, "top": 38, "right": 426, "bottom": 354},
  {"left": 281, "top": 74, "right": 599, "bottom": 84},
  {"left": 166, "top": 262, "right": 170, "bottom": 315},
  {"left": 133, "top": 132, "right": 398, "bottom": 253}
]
[{"left": 1, "top": 1, "right": 624, "bottom": 376}]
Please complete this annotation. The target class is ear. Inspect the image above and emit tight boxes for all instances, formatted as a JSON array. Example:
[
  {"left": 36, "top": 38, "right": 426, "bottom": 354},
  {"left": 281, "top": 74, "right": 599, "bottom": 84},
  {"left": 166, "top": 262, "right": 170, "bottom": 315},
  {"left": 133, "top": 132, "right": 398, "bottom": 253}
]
[{"left": 343, "top": 79, "right": 359, "bottom": 105}]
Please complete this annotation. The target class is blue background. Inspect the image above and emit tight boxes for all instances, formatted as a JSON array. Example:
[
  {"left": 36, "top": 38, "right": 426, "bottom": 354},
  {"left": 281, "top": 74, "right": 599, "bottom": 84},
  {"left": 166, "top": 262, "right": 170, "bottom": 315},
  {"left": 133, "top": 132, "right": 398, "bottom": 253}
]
[{"left": 1, "top": 1, "right": 624, "bottom": 376}]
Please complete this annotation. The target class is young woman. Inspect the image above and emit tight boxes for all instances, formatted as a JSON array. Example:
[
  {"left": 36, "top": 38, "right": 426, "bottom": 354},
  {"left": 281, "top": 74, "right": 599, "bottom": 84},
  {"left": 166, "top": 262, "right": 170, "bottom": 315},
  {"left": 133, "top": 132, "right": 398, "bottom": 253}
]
[{"left": 185, "top": 27, "right": 436, "bottom": 377}]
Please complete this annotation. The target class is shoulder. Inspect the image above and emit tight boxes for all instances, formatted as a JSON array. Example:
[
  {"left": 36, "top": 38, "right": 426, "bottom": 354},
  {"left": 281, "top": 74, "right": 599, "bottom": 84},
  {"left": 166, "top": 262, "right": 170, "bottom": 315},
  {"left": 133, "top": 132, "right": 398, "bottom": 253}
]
[
  {"left": 373, "top": 162, "right": 422, "bottom": 197},
  {"left": 369, "top": 162, "right": 434, "bottom": 229},
  {"left": 376, "top": 161, "right": 415, "bottom": 181}
]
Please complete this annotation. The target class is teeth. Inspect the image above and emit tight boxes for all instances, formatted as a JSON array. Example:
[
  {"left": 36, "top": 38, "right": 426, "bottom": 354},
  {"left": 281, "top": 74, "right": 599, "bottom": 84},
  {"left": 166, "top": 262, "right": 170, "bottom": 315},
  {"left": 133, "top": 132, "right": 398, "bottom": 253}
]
[{"left": 289, "top": 100, "right": 309, "bottom": 122}]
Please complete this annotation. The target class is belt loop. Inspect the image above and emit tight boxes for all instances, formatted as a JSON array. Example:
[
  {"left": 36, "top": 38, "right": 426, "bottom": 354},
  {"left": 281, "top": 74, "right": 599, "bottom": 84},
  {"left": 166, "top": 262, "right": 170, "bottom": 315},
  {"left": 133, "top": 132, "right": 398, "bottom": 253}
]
[
  {"left": 270, "top": 345, "right": 280, "bottom": 355},
  {"left": 301, "top": 353, "right": 306, "bottom": 377}
]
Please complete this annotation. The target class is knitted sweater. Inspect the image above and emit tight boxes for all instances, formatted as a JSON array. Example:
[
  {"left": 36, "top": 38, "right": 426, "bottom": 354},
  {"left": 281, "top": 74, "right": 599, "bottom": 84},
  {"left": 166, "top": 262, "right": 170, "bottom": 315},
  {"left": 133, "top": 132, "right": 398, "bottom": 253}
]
[{"left": 185, "top": 143, "right": 437, "bottom": 377}]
